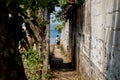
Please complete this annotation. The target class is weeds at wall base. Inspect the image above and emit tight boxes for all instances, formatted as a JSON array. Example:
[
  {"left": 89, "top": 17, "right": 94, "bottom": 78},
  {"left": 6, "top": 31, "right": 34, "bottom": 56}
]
[{"left": 22, "top": 48, "right": 44, "bottom": 80}]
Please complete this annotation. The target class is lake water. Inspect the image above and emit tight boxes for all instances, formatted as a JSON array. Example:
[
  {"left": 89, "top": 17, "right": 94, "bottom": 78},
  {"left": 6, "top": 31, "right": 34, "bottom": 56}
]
[{"left": 50, "top": 24, "right": 61, "bottom": 44}]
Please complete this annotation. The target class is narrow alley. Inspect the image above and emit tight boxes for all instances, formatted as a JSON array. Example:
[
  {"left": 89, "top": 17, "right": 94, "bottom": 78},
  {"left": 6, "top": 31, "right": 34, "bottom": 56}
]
[{"left": 49, "top": 45, "right": 79, "bottom": 80}]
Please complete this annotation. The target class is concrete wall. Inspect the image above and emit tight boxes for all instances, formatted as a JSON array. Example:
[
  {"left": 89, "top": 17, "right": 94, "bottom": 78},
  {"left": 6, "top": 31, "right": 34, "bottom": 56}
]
[
  {"left": 76, "top": 0, "right": 120, "bottom": 80},
  {"left": 61, "top": 0, "right": 120, "bottom": 80},
  {"left": 61, "top": 20, "right": 70, "bottom": 50}
]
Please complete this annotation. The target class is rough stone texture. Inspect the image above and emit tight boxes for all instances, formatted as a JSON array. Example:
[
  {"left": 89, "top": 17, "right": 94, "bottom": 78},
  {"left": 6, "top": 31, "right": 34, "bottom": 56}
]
[
  {"left": 61, "top": 20, "right": 70, "bottom": 51},
  {"left": 61, "top": 0, "right": 120, "bottom": 80},
  {"left": 78, "top": 0, "right": 120, "bottom": 80}
]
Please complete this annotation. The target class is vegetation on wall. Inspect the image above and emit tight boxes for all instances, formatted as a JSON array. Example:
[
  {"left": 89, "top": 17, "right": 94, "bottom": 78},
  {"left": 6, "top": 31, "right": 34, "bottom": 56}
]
[
  {"left": 0, "top": 0, "right": 58, "bottom": 79},
  {"left": 0, "top": 0, "right": 85, "bottom": 79},
  {"left": 53, "top": 0, "right": 84, "bottom": 21},
  {"left": 22, "top": 49, "right": 43, "bottom": 80},
  {"left": 51, "top": 0, "right": 84, "bottom": 33},
  {"left": 54, "top": 24, "right": 63, "bottom": 33}
]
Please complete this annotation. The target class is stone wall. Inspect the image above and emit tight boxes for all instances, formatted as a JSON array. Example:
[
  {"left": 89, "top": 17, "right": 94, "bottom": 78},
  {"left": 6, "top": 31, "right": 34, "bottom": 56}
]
[
  {"left": 61, "top": 20, "right": 70, "bottom": 50},
  {"left": 76, "top": 0, "right": 120, "bottom": 80},
  {"left": 61, "top": 0, "right": 120, "bottom": 80}
]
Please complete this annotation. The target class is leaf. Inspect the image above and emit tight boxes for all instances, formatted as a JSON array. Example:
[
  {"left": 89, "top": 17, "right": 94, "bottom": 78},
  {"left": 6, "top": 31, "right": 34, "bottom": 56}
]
[
  {"left": 18, "top": 0, "right": 26, "bottom": 4},
  {"left": 40, "top": 20, "right": 48, "bottom": 27},
  {"left": 31, "top": 20, "right": 39, "bottom": 26},
  {"left": 15, "top": 53, "right": 22, "bottom": 65},
  {"left": 18, "top": 7, "right": 28, "bottom": 19},
  {"left": 17, "top": 16, "right": 24, "bottom": 26},
  {"left": 54, "top": 24, "right": 63, "bottom": 33},
  {"left": 4, "top": 49, "right": 9, "bottom": 57},
  {"left": 59, "top": 0, "right": 68, "bottom": 5},
  {"left": 25, "top": 22, "right": 34, "bottom": 37},
  {"left": 38, "top": 0, "right": 48, "bottom": 8}
]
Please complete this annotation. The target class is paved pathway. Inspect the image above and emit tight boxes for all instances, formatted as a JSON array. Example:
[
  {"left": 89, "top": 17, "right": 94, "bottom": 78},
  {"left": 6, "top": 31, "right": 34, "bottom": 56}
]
[{"left": 50, "top": 45, "right": 79, "bottom": 80}]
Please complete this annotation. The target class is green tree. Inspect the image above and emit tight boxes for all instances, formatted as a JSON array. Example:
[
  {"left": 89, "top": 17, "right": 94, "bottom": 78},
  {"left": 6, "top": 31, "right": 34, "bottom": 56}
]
[
  {"left": 0, "top": 0, "right": 27, "bottom": 79},
  {"left": 54, "top": 24, "right": 63, "bottom": 33},
  {"left": 0, "top": 0, "right": 59, "bottom": 80}
]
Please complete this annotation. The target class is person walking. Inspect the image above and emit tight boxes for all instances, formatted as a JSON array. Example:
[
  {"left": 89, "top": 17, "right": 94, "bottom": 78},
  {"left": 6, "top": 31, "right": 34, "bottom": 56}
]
[{"left": 55, "top": 35, "right": 60, "bottom": 48}]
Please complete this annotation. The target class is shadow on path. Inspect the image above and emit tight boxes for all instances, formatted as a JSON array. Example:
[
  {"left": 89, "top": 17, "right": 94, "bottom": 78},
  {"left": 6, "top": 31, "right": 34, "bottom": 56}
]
[
  {"left": 49, "top": 45, "right": 74, "bottom": 71},
  {"left": 50, "top": 57, "right": 73, "bottom": 71},
  {"left": 49, "top": 45, "right": 78, "bottom": 80}
]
